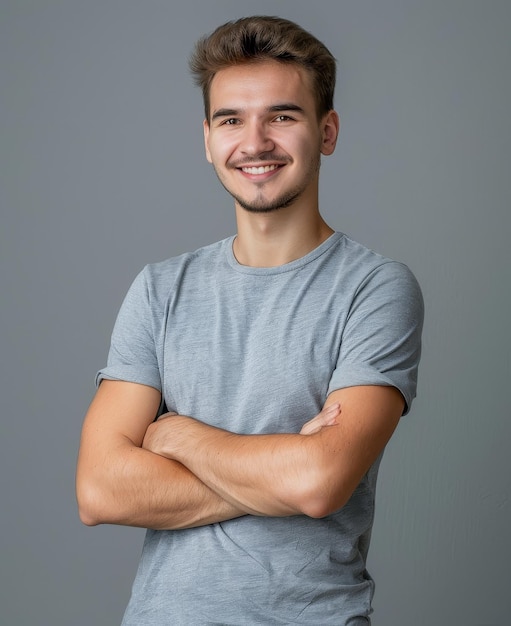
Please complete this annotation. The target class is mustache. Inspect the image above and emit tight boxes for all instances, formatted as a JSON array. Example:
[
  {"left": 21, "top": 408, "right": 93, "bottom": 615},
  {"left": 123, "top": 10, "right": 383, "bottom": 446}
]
[{"left": 228, "top": 155, "right": 292, "bottom": 168}]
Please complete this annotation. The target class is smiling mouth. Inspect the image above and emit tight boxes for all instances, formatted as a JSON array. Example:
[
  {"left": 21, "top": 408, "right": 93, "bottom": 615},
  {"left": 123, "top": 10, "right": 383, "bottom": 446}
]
[{"left": 240, "top": 164, "right": 280, "bottom": 175}]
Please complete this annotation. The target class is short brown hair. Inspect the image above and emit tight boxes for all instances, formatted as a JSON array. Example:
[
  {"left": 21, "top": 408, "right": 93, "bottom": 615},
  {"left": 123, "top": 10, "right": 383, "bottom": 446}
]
[{"left": 189, "top": 15, "right": 337, "bottom": 122}]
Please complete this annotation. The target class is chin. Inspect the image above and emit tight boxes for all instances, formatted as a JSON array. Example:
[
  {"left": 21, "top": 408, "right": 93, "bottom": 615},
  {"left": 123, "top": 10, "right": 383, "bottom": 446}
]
[
  {"left": 234, "top": 190, "right": 303, "bottom": 214},
  {"left": 238, "top": 202, "right": 287, "bottom": 214}
]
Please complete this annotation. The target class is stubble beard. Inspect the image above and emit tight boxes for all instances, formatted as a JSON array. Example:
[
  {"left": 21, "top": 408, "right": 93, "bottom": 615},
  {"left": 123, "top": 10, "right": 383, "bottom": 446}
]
[
  {"left": 213, "top": 153, "right": 322, "bottom": 214},
  {"left": 228, "top": 183, "right": 306, "bottom": 214}
]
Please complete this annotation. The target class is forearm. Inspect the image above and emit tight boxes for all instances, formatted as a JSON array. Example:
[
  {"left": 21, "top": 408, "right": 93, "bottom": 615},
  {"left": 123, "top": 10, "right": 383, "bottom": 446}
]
[
  {"left": 76, "top": 439, "right": 247, "bottom": 530},
  {"left": 148, "top": 418, "right": 335, "bottom": 519},
  {"left": 187, "top": 428, "right": 324, "bottom": 517},
  {"left": 161, "top": 388, "right": 403, "bottom": 519}
]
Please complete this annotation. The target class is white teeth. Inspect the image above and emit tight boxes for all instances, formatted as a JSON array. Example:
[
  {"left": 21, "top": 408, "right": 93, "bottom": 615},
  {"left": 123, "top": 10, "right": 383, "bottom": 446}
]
[{"left": 241, "top": 164, "right": 279, "bottom": 174}]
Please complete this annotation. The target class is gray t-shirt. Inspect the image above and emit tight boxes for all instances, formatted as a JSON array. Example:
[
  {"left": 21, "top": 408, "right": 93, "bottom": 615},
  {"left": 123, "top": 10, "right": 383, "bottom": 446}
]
[{"left": 97, "top": 232, "right": 423, "bottom": 625}]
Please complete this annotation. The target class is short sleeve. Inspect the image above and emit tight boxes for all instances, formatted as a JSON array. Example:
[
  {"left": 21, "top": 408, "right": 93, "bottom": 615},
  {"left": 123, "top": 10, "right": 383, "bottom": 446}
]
[
  {"left": 96, "top": 267, "right": 162, "bottom": 391},
  {"left": 327, "top": 261, "right": 424, "bottom": 414}
]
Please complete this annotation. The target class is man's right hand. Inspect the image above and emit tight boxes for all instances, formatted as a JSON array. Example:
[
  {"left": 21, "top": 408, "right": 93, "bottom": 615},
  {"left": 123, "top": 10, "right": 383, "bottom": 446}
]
[{"left": 299, "top": 402, "right": 340, "bottom": 435}]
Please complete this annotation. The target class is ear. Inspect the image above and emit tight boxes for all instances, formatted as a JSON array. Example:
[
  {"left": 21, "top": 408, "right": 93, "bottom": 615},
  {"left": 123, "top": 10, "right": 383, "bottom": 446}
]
[
  {"left": 203, "top": 119, "right": 212, "bottom": 163},
  {"left": 320, "top": 110, "right": 340, "bottom": 156}
]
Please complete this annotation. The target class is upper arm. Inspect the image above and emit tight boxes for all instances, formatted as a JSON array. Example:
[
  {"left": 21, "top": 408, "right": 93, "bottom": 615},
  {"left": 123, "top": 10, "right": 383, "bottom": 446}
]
[
  {"left": 297, "top": 267, "right": 419, "bottom": 517},
  {"left": 308, "top": 385, "right": 404, "bottom": 517},
  {"left": 76, "top": 380, "right": 161, "bottom": 523},
  {"left": 77, "top": 380, "right": 161, "bottom": 480},
  {"left": 306, "top": 262, "right": 422, "bottom": 516},
  {"left": 328, "top": 262, "right": 424, "bottom": 415},
  {"left": 80, "top": 380, "right": 161, "bottom": 444}
]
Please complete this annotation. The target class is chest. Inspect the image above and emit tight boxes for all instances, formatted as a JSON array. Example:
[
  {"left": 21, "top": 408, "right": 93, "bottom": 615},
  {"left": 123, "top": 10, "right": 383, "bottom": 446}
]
[{"left": 160, "top": 269, "right": 350, "bottom": 433}]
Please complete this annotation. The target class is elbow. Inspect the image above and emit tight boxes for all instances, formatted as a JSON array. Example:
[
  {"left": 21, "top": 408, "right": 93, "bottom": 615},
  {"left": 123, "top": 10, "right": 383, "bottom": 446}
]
[
  {"left": 300, "top": 496, "right": 348, "bottom": 519},
  {"left": 76, "top": 490, "right": 100, "bottom": 527},
  {"left": 78, "top": 507, "right": 100, "bottom": 527},
  {"left": 77, "top": 501, "right": 99, "bottom": 527},
  {"left": 78, "top": 497, "right": 104, "bottom": 526},
  {"left": 76, "top": 478, "right": 108, "bottom": 527},
  {"left": 291, "top": 470, "right": 351, "bottom": 519},
  {"left": 298, "top": 493, "right": 347, "bottom": 519}
]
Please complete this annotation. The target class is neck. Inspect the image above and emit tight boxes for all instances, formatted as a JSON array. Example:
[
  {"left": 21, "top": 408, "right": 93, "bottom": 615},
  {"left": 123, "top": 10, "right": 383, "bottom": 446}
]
[{"left": 233, "top": 203, "right": 334, "bottom": 268}]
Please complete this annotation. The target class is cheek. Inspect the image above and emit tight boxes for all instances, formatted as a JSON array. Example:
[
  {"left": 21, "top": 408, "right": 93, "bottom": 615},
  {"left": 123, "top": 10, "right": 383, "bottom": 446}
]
[
  {"left": 209, "top": 136, "right": 239, "bottom": 166},
  {"left": 279, "top": 130, "right": 317, "bottom": 156},
  {"left": 292, "top": 138, "right": 317, "bottom": 166}
]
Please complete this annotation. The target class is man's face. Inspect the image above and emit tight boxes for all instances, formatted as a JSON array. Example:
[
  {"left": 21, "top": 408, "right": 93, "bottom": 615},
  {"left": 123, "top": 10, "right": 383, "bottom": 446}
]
[{"left": 203, "top": 60, "right": 337, "bottom": 214}]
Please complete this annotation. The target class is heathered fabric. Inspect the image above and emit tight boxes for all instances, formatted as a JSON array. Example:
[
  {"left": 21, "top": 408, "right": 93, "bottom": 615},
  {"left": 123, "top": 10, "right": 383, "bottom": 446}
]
[{"left": 97, "top": 232, "right": 423, "bottom": 625}]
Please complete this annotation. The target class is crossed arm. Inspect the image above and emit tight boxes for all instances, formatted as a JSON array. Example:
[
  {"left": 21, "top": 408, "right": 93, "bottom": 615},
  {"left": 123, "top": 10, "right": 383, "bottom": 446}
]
[{"left": 76, "top": 379, "right": 403, "bottom": 529}]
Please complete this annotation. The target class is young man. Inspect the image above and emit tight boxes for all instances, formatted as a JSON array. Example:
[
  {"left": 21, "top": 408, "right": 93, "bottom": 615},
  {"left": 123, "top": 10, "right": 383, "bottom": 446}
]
[{"left": 76, "top": 16, "right": 423, "bottom": 625}]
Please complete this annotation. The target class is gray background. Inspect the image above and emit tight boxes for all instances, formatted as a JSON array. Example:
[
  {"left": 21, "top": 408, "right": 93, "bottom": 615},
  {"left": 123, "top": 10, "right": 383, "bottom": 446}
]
[{"left": 1, "top": 1, "right": 510, "bottom": 625}]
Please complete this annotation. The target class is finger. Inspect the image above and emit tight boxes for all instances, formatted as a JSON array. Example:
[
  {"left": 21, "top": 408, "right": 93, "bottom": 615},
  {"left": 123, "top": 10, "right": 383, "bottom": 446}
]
[
  {"left": 311, "top": 402, "right": 340, "bottom": 424},
  {"left": 156, "top": 411, "right": 178, "bottom": 421},
  {"left": 300, "top": 423, "right": 322, "bottom": 435},
  {"left": 323, "top": 402, "right": 340, "bottom": 414},
  {"left": 300, "top": 403, "right": 340, "bottom": 434}
]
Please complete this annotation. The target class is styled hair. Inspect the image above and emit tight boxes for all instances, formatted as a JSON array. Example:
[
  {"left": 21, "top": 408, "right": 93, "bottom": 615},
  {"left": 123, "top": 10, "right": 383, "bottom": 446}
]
[{"left": 189, "top": 16, "right": 337, "bottom": 122}]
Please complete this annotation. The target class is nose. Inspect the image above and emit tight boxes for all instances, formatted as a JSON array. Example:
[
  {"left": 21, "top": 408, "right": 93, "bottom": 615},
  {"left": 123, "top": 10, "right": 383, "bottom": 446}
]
[{"left": 239, "top": 120, "right": 275, "bottom": 157}]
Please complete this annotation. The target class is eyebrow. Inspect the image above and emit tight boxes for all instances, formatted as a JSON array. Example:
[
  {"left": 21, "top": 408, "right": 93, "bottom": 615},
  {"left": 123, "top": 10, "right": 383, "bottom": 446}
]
[
  {"left": 211, "top": 103, "right": 305, "bottom": 121},
  {"left": 269, "top": 103, "right": 305, "bottom": 114}
]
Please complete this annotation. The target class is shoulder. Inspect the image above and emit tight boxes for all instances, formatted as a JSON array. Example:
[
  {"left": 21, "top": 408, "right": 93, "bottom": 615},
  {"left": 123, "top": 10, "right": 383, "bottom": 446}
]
[
  {"left": 137, "top": 237, "right": 232, "bottom": 295},
  {"left": 331, "top": 233, "right": 423, "bottom": 301}
]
